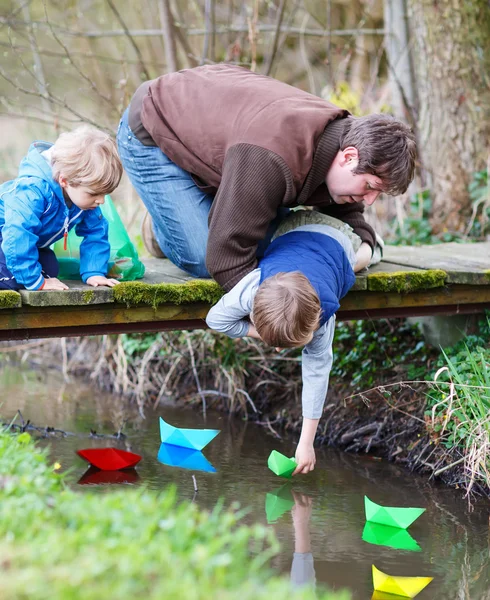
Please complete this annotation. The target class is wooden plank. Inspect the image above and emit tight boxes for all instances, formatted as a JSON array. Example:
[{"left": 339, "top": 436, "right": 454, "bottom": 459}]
[
  {"left": 0, "top": 285, "right": 488, "bottom": 337},
  {"left": 0, "top": 302, "right": 210, "bottom": 331},
  {"left": 20, "top": 285, "right": 114, "bottom": 307},
  {"left": 383, "top": 243, "right": 490, "bottom": 285}
]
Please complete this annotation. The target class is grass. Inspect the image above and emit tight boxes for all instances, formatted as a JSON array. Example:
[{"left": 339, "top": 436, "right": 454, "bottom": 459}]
[
  {"left": 0, "top": 428, "right": 349, "bottom": 600},
  {"left": 425, "top": 339, "right": 490, "bottom": 494}
]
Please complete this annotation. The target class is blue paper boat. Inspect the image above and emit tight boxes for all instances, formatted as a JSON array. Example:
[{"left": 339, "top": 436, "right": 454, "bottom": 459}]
[
  {"left": 157, "top": 442, "right": 217, "bottom": 473},
  {"left": 159, "top": 416, "right": 220, "bottom": 451}
]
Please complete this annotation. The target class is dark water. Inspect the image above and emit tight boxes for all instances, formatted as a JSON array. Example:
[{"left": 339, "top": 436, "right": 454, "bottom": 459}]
[{"left": 1, "top": 364, "right": 489, "bottom": 600}]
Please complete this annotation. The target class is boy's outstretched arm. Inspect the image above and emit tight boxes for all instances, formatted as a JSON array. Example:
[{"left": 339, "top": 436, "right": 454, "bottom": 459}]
[
  {"left": 292, "top": 315, "right": 336, "bottom": 476},
  {"left": 205, "top": 269, "right": 259, "bottom": 338}
]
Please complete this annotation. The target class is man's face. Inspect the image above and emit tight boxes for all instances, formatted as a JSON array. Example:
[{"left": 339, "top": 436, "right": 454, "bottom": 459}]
[{"left": 326, "top": 147, "right": 384, "bottom": 206}]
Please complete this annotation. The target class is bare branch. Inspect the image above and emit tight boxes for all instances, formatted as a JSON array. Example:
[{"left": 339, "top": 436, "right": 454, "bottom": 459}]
[
  {"left": 263, "top": 0, "right": 287, "bottom": 76},
  {"left": 42, "top": 0, "right": 116, "bottom": 111},
  {"left": 105, "top": 0, "right": 151, "bottom": 81},
  {"left": 158, "top": 0, "right": 178, "bottom": 72}
]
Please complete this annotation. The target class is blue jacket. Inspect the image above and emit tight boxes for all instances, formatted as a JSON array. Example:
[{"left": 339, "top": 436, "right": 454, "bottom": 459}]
[
  {"left": 259, "top": 231, "right": 355, "bottom": 326},
  {"left": 0, "top": 141, "right": 109, "bottom": 289}
]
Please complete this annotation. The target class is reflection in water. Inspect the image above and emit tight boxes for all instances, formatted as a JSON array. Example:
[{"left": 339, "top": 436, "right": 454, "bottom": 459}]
[
  {"left": 157, "top": 442, "right": 217, "bottom": 473},
  {"left": 290, "top": 490, "right": 316, "bottom": 590},
  {"left": 77, "top": 466, "right": 140, "bottom": 486},
  {"left": 1, "top": 364, "right": 489, "bottom": 600},
  {"left": 265, "top": 483, "right": 295, "bottom": 523},
  {"left": 362, "top": 522, "right": 422, "bottom": 553}
]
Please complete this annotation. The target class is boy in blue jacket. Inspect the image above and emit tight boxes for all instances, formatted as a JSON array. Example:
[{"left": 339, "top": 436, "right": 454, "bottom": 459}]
[
  {"left": 0, "top": 126, "right": 123, "bottom": 291},
  {"left": 206, "top": 210, "right": 365, "bottom": 476}
]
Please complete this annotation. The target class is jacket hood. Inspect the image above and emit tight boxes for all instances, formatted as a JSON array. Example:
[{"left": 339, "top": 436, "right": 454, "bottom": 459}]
[{"left": 18, "top": 142, "right": 65, "bottom": 205}]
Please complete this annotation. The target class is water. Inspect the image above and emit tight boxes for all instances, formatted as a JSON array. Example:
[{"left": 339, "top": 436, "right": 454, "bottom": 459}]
[{"left": 1, "top": 364, "right": 489, "bottom": 599}]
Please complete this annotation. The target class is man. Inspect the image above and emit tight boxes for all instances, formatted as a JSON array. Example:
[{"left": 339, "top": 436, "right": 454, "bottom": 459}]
[{"left": 117, "top": 64, "right": 416, "bottom": 291}]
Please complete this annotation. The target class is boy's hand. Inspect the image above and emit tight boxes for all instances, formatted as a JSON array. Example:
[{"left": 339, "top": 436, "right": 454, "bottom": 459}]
[
  {"left": 293, "top": 442, "right": 316, "bottom": 475},
  {"left": 86, "top": 275, "right": 120, "bottom": 288},
  {"left": 41, "top": 278, "right": 69, "bottom": 291}
]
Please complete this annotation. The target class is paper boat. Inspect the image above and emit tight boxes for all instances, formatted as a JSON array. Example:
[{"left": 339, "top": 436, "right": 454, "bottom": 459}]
[
  {"left": 77, "top": 466, "right": 140, "bottom": 485},
  {"left": 265, "top": 483, "right": 294, "bottom": 523},
  {"left": 159, "top": 416, "right": 220, "bottom": 451},
  {"left": 365, "top": 496, "right": 425, "bottom": 529},
  {"left": 76, "top": 447, "right": 142, "bottom": 471},
  {"left": 157, "top": 442, "right": 216, "bottom": 473},
  {"left": 362, "top": 522, "right": 421, "bottom": 552},
  {"left": 372, "top": 565, "right": 433, "bottom": 598},
  {"left": 267, "top": 450, "right": 297, "bottom": 478}
]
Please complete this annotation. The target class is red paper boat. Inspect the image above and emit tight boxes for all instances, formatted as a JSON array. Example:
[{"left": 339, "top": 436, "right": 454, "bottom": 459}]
[
  {"left": 78, "top": 466, "right": 140, "bottom": 485},
  {"left": 76, "top": 447, "right": 142, "bottom": 471}
]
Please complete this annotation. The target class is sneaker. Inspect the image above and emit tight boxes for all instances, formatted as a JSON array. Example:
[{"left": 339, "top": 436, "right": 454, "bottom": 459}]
[{"left": 142, "top": 210, "right": 166, "bottom": 258}]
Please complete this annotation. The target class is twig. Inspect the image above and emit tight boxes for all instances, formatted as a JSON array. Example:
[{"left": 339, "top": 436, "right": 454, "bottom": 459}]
[
  {"left": 158, "top": 0, "right": 178, "bottom": 72},
  {"left": 105, "top": 0, "right": 151, "bottom": 81},
  {"left": 185, "top": 332, "right": 206, "bottom": 417},
  {"left": 263, "top": 0, "right": 286, "bottom": 76}
]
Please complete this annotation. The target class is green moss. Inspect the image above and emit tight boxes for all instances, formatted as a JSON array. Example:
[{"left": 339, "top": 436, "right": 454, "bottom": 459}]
[
  {"left": 114, "top": 279, "right": 224, "bottom": 309},
  {"left": 0, "top": 291, "right": 21, "bottom": 309},
  {"left": 367, "top": 269, "right": 447, "bottom": 293},
  {"left": 82, "top": 290, "right": 96, "bottom": 304}
]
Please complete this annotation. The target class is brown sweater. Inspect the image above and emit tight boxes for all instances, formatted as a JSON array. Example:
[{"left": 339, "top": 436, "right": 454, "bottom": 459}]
[{"left": 129, "top": 64, "right": 375, "bottom": 291}]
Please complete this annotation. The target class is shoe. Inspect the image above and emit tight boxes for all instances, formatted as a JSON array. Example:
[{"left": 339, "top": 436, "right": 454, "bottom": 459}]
[{"left": 142, "top": 210, "right": 165, "bottom": 258}]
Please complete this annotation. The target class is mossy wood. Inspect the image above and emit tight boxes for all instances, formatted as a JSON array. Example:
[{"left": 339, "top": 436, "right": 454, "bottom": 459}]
[{"left": 1, "top": 242, "right": 490, "bottom": 339}]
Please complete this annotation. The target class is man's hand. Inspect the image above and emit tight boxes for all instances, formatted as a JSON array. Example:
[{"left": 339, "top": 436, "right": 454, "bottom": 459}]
[
  {"left": 41, "top": 277, "right": 69, "bottom": 291},
  {"left": 354, "top": 242, "right": 372, "bottom": 272},
  {"left": 86, "top": 275, "right": 120, "bottom": 288},
  {"left": 293, "top": 441, "right": 316, "bottom": 475}
]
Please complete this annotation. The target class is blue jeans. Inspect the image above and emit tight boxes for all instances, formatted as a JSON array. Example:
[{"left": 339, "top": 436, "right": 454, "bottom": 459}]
[{"left": 117, "top": 108, "right": 287, "bottom": 279}]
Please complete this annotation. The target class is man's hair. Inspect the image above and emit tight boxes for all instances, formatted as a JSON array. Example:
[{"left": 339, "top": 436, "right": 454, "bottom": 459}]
[
  {"left": 341, "top": 114, "right": 416, "bottom": 196},
  {"left": 253, "top": 272, "right": 321, "bottom": 347},
  {"left": 51, "top": 125, "right": 123, "bottom": 194}
]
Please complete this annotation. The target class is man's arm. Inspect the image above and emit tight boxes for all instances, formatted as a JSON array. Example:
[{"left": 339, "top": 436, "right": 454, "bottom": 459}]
[{"left": 206, "top": 144, "right": 294, "bottom": 291}]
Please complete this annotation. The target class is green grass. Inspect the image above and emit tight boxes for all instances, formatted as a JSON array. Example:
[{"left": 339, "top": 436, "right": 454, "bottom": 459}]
[
  {"left": 0, "top": 429, "right": 349, "bottom": 600},
  {"left": 425, "top": 316, "right": 490, "bottom": 492}
]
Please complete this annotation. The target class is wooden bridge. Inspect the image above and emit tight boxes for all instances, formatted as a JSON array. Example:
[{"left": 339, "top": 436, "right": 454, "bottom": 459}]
[{"left": 0, "top": 242, "right": 489, "bottom": 341}]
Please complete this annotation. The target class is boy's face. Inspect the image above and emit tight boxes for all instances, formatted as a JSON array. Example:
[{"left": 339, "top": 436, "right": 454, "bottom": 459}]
[
  {"left": 59, "top": 177, "right": 105, "bottom": 210},
  {"left": 326, "top": 147, "right": 384, "bottom": 206}
]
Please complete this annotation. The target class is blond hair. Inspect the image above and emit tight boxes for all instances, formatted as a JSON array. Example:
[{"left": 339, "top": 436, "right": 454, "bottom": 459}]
[
  {"left": 253, "top": 272, "right": 321, "bottom": 347},
  {"left": 51, "top": 125, "right": 123, "bottom": 194}
]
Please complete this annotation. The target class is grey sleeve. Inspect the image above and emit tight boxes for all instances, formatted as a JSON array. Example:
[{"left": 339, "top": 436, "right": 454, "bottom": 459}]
[
  {"left": 301, "top": 316, "right": 336, "bottom": 419},
  {"left": 205, "top": 269, "right": 260, "bottom": 338},
  {"left": 290, "top": 553, "right": 316, "bottom": 589}
]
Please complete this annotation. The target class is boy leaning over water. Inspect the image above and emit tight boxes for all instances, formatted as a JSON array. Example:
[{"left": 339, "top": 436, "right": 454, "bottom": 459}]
[
  {"left": 0, "top": 126, "right": 123, "bottom": 291},
  {"left": 206, "top": 210, "right": 365, "bottom": 476}
]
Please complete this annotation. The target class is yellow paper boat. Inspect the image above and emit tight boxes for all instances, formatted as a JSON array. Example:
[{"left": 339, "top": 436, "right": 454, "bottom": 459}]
[{"left": 372, "top": 565, "right": 433, "bottom": 598}]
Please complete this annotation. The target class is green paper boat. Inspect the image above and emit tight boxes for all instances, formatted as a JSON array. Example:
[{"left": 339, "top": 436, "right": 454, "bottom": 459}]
[
  {"left": 265, "top": 483, "right": 294, "bottom": 523},
  {"left": 362, "top": 522, "right": 422, "bottom": 552},
  {"left": 365, "top": 496, "right": 425, "bottom": 530},
  {"left": 267, "top": 450, "right": 297, "bottom": 478}
]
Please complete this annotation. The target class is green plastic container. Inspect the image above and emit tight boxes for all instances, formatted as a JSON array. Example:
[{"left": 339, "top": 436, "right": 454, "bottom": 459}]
[{"left": 52, "top": 195, "right": 145, "bottom": 282}]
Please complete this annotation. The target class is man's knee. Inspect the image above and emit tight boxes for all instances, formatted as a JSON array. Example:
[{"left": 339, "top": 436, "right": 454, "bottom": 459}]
[{"left": 174, "top": 251, "right": 209, "bottom": 279}]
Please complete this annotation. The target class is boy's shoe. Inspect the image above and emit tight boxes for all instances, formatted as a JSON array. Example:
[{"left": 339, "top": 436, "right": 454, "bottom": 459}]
[{"left": 142, "top": 210, "right": 165, "bottom": 258}]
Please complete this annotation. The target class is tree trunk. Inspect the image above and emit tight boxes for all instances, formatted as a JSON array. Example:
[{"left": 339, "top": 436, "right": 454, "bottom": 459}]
[{"left": 407, "top": 0, "right": 490, "bottom": 233}]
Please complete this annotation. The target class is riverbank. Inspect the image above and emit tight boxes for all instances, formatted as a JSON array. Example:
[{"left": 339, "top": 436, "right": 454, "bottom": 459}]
[
  {"left": 2, "top": 314, "right": 489, "bottom": 497},
  {"left": 0, "top": 428, "right": 348, "bottom": 600}
]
